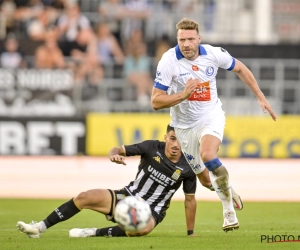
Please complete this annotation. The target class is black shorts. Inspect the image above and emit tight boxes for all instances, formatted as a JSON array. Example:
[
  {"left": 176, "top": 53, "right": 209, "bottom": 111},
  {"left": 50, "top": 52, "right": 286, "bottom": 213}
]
[{"left": 106, "top": 188, "right": 165, "bottom": 226}]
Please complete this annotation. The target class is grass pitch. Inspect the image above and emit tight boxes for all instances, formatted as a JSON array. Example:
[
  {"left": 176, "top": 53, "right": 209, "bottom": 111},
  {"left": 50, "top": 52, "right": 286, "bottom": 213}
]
[{"left": 1, "top": 199, "right": 300, "bottom": 250}]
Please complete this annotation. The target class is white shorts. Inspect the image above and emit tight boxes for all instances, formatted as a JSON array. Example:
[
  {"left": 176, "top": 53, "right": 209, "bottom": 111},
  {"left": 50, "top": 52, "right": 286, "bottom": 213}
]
[{"left": 174, "top": 106, "right": 225, "bottom": 174}]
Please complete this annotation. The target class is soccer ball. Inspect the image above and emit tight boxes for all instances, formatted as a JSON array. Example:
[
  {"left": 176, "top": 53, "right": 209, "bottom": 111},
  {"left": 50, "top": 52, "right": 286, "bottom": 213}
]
[{"left": 114, "top": 196, "right": 151, "bottom": 232}]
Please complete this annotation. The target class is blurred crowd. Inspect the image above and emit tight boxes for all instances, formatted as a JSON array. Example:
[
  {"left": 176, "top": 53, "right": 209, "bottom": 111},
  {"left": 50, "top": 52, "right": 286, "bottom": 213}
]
[{"left": 0, "top": 0, "right": 205, "bottom": 105}]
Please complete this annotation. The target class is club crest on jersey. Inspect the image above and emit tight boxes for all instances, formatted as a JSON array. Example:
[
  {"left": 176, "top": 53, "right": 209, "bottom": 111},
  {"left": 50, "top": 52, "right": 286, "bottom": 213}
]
[
  {"left": 153, "top": 156, "right": 161, "bottom": 163},
  {"left": 205, "top": 66, "right": 214, "bottom": 76},
  {"left": 171, "top": 169, "right": 181, "bottom": 180},
  {"left": 192, "top": 65, "right": 199, "bottom": 71}
]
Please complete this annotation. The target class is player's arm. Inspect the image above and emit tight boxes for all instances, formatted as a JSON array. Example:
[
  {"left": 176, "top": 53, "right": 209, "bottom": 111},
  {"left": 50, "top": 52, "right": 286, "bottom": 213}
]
[
  {"left": 151, "top": 78, "right": 200, "bottom": 110},
  {"left": 108, "top": 146, "right": 127, "bottom": 165},
  {"left": 232, "top": 59, "right": 277, "bottom": 121},
  {"left": 184, "top": 193, "right": 196, "bottom": 236}
]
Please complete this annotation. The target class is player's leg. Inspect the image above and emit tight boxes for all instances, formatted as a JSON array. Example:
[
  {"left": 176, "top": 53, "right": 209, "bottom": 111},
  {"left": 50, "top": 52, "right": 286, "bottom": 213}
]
[
  {"left": 82, "top": 216, "right": 156, "bottom": 238},
  {"left": 195, "top": 158, "right": 243, "bottom": 209},
  {"left": 16, "top": 189, "right": 112, "bottom": 238},
  {"left": 175, "top": 113, "right": 241, "bottom": 231},
  {"left": 70, "top": 190, "right": 158, "bottom": 237},
  {"left": 200, "top": 134, "right": 239, "bottom": 232}
]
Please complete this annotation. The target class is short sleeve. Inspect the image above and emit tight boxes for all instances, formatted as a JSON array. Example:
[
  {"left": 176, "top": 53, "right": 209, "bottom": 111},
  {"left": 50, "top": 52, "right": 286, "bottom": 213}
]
[
  {"left": 212, "top": 47, "right": 236, "bottom": 71},
  {"left": 153, "top": 52, "right": 174, "bottom": 91}
]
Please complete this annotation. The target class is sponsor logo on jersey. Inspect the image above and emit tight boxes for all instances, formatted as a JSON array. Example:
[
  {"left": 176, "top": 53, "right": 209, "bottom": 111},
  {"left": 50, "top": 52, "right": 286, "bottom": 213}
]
[
  {"left": 188, "top": 81, "right": 211, "bottom": 101},
  {"left": 179, "top": 72, "right": 191, "bottom": 77},
  {"left": 205, "top": 66, "right": 214, "bottom": 76},
  {"left": 153, "top": 156, "right": 161, "bottom": 163},
  {"left": 171, "top": 169, "right": 181, "bottom": 180},
  {"left": 156, "top": 71, "right": 161, "bottom": 76},
  {"left": 148, "top": 165, "right": 176, "bottom": 186},
  {"left": 192, "top": 65, "right": 199, "bottom": 71}
]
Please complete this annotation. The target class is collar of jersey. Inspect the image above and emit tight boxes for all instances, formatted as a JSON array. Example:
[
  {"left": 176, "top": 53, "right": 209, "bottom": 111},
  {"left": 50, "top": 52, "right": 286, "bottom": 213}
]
[{"left": 175, "top": 44, "right": 207, "bottom": 60}]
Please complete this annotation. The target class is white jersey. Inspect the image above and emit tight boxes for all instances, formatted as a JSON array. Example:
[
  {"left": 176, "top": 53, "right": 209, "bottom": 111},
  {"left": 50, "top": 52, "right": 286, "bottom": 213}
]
[{"left": 154, "top": 44, "right": 236, "bottom": 128}]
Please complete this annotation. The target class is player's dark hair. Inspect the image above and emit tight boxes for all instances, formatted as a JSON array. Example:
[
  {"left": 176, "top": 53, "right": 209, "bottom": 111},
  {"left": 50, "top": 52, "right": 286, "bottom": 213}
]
[
  {"left": 176, "top": 18, "right": 199, "bottom": 33},
  {"left": 167, "top": 125, "right": 174, "bottom": 133}
]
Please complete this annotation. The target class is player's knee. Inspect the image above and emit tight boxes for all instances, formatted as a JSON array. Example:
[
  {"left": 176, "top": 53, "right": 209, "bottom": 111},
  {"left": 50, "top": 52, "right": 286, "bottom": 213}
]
[
  {"left": 200, "top": 150, "right": 216, "bottom": 163},
  {"left": 204, "top": 158, "right": 222, "bottom": 171},
  {"left": 74, "top": 191, "right": 89, "bottom": 206}
]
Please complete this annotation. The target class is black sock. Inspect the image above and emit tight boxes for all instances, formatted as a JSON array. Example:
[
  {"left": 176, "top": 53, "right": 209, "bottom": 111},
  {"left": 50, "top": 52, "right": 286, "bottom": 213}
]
[
  {"left": 43, "top": 198, "right": 80, "bottom": 228},
  {"left": 96, "top": 226, "right": 127, "bottom": 237}
]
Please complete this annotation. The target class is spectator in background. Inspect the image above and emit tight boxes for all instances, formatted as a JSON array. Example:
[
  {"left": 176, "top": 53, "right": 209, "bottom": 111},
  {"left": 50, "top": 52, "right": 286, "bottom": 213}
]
[
  {"left": 122, "top": 0, "right": 151, "bottom": 42},
  {"left": 123, "top": 28, "right": 143, "bottom": 55},
  {"left": 69, "top": 28, "right": 103, "bottom": 86},
  {"left": 98, "top": 0, "right": 126, "bottom": 46},
  {"left": 0, "top": 33, "right": 26, "bottom": 68},
  {"left": 123, "top": 39, "right": 152, "bottom": 107},
  {"left": 34, "top": 26, "right": 65, "bottom": 69},
  {"left": 50, "top": 0, "right": 66, "bottom": 10},
  {"left": 14, "top": 0, "right": 44, "bottom": 21},
  {"left": 95, "top": 22, "right": 124, "bottom": 66},
  {"left": 26, "top": 6, "right": 57, "bottom": 41},
  {"left": 56, "top": 2, "right": 91, "bottom": 56},
  {"left": 0, "top": 0, "right": 17, "bottom": 38}
]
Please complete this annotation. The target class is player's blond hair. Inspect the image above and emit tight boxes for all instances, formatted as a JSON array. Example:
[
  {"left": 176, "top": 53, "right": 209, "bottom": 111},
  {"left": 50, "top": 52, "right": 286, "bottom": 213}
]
[{"left": 176, "top": 18, "right": 199, "bottom": 34}]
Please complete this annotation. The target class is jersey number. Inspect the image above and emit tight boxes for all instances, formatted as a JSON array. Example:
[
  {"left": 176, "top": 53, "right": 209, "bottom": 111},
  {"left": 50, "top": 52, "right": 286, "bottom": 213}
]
[{"left": 188, "top": 81, "right": 211, "bottom": 101}]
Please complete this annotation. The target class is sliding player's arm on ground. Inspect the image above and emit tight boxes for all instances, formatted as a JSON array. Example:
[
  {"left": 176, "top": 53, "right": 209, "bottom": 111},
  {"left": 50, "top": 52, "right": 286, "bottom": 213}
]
[{"left": 184, "top": 193, "right": 196, "bottom": 236}]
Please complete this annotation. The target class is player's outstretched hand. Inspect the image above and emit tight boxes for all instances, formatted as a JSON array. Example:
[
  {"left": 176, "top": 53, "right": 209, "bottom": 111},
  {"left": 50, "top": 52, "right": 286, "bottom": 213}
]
[
  {"left": 110, "top": 155, "right": 126, "bottom": 165},
  {"left": 257, "top": 97, "right": 277, "bottom": 121}
]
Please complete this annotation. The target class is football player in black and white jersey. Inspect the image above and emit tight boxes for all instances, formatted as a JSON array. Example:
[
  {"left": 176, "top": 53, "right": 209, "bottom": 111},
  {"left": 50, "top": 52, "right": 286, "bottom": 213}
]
[{"left": 16, "top": 125, "right": 241, "bottom": 238}]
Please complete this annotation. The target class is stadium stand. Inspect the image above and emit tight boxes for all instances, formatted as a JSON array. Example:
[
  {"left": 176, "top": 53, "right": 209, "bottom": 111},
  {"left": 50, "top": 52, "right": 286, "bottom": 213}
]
[{"left": 0, "top": 0, "right": 299, "bottom": 115}]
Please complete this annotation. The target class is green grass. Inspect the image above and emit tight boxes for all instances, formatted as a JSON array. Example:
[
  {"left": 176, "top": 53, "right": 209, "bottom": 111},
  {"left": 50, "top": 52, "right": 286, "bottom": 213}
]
[{"left": 1, "top": 199, "right": 300, "bottom": 250}]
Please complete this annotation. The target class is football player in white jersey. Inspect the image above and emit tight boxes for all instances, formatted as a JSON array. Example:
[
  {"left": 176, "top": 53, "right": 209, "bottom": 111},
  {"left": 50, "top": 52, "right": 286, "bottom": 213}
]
[{"left": 151, "top": 18, "right": 277, "bottom": 232}]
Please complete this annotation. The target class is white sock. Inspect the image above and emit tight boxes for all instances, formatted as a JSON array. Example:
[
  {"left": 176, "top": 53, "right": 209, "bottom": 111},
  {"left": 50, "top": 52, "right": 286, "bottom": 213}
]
[
  {"left": 37, "top": 221, "right": 47, "bottom": 233},
  {"left": 209, "top": 168, "right": 235, "bottom": 213}
]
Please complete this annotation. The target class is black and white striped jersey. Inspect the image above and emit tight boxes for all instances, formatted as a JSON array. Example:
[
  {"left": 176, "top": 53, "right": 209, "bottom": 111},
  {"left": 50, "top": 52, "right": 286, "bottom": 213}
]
[{"left": 123, "top": 140, "right": 196, "bottom": 218}]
